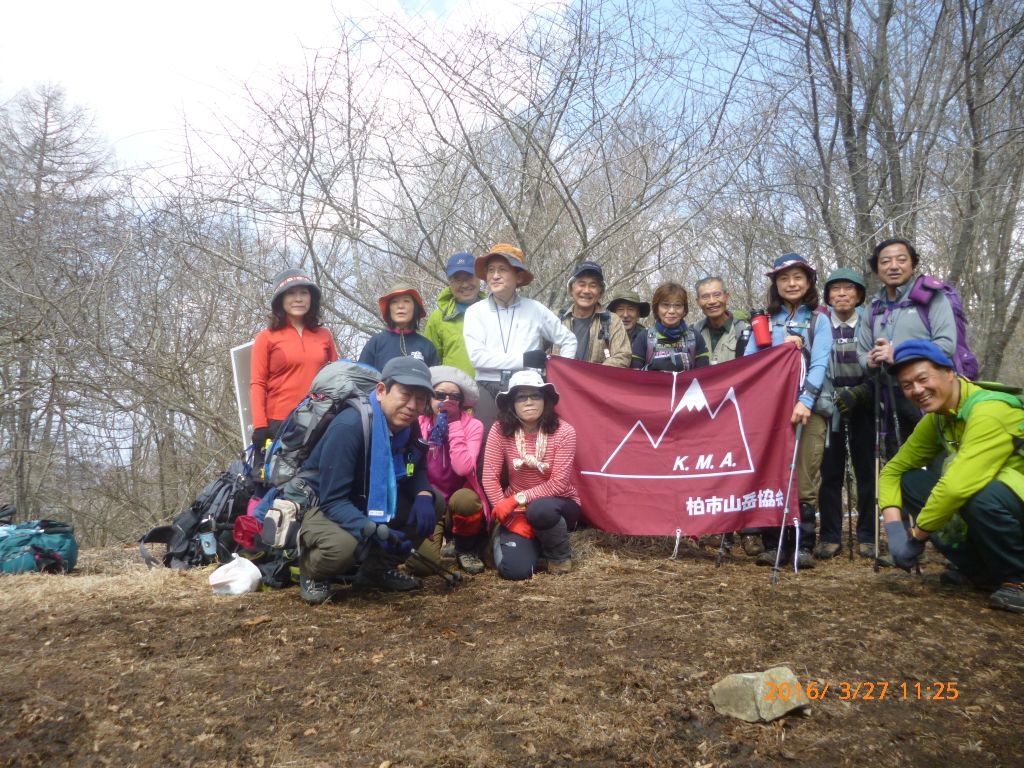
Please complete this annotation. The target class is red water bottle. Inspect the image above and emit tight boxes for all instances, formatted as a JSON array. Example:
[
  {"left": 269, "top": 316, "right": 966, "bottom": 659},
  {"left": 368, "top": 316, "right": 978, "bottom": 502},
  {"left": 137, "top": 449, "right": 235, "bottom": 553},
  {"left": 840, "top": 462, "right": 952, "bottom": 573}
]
[{"left": 750, "top": 309, "right": 772, "bottom": 348}]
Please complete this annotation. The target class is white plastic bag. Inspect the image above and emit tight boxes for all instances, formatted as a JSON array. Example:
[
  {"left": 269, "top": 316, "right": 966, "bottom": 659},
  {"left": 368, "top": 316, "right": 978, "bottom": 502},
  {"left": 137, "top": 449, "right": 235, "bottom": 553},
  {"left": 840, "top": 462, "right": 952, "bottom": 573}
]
[{"left": 209, "top": 554, "right": 262, "bottom": 595}]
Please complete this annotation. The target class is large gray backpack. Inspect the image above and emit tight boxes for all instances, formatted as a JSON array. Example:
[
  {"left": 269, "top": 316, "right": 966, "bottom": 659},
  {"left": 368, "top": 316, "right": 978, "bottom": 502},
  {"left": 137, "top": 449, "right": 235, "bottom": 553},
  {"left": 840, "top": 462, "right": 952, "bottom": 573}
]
[{"left": 263, "top": 360, "right": 380, "bottom": 487}]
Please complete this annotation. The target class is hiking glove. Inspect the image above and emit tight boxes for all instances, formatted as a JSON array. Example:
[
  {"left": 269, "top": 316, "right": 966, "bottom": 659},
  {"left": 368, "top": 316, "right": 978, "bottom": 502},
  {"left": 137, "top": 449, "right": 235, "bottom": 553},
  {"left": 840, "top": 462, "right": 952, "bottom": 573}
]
[
  {"left": 380, "top": 528, "right": 413, "bottom": 556},
  {"left": 523, "top": 350, "right": 547, "bottom": 369},
  {"left": 835, "top": 384, "right": 870, "bottom": 415},
  {"left": 884, "top": 520, "right": 925, "bottom": 570},
  {"left": 491, "top": 495, "right": 522, "bottom": 524},
  {"left": 410, "top": 494, "right": 437, "bottom": 539},
  {"left": 251, "top": 427, "right": 273, "bottom": 450},
  {"left": 834, "top": 388, "right": 858, "bottom": 414}
]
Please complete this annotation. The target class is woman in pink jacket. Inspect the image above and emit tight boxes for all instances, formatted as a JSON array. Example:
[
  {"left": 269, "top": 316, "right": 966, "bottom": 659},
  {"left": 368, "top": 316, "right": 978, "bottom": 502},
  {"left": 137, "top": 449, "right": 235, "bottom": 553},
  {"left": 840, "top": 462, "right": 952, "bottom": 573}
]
[{"left": 416, "top": 366, "right": 489, "bottom": 574}]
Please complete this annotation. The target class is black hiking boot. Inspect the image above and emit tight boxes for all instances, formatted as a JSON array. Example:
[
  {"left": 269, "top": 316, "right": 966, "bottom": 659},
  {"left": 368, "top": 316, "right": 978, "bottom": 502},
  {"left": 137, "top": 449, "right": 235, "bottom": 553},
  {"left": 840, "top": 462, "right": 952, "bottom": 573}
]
[
  {"left": 755, "top": 548, "right": 779, "bottom": 567},
  {"left": 354, "top": 567, "right": 423, "bottom": 592},
  {"left": 988, "top": 582, "right": 1024, "bottom": 614},
  {"left": 299, "top": 574, "right": 334, "bottom": 605},
  {"left": 794, "top": 549, "right": 816, "bottom": 570}
]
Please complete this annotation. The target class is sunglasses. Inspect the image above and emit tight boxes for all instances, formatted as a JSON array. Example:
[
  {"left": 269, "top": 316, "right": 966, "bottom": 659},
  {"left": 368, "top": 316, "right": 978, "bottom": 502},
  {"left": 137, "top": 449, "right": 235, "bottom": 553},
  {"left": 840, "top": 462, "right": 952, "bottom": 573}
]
[
  {"left": 432, "top": 390, "right": 464, "bottom": 402},
  {"left": 513, "top": 393, "right": 545, "bottom": 403}
]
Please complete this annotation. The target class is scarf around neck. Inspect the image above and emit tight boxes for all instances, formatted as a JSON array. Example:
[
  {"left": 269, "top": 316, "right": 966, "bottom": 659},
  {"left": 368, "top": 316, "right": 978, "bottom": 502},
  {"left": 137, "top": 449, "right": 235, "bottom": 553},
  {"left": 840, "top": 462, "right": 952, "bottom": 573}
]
[
  {"left": 513, "top": 428, "right": 550, "bottom": 474},
  {"left": 655, "top": 320, "right": 685, "bottom": 341}
]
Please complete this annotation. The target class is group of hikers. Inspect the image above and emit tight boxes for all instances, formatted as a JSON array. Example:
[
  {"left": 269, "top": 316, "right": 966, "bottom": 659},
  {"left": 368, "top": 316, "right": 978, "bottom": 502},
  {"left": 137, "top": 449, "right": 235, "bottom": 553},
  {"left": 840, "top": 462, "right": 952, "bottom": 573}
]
[{"left": 246, "top": 241, "right": 1024, "bottom": 615}]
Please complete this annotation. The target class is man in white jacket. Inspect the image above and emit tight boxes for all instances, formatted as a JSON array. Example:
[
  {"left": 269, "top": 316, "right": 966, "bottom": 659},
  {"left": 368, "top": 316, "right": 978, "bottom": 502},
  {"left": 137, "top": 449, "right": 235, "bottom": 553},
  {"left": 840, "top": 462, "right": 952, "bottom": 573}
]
[{"left": 464, "top": 243, "right": 576, "bottom": 430}]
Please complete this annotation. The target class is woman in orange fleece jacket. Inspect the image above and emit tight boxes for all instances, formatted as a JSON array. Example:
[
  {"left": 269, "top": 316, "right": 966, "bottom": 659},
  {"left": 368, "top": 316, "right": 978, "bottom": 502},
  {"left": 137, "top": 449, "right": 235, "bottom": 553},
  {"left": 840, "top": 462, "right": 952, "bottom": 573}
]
[{"left": 250, "top": 269, "right": 338, "bottom": 454}]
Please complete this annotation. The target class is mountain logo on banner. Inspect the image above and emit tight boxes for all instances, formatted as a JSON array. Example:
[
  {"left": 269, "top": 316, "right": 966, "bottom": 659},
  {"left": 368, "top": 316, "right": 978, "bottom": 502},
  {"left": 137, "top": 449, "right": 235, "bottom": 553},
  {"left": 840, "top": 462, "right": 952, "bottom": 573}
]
[{"left": 583, "top": 376, "right": 755, "bottom": 480}]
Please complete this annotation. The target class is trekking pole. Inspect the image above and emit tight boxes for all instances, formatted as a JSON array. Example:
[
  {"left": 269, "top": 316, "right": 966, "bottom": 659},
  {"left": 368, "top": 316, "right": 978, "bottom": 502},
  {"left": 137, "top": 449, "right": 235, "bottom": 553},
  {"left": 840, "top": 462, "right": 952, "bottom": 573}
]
[
  {"left": 771, "top": 421, "right": 804, "bottom": 586},
  {"left": 883, "top": 364, "right": 904, "bottom": 446},
  {"left": 408, "top": 549, "right": 465, "bottom": 589},
  {"left": 714, "top": 531, "right": 732, "bottom": 568},
  {"left": 873, "top": 371, "right": 883, "bottom": 574},
  {"left": 843, "top": 419, "right": 855, "bottom": 562}
]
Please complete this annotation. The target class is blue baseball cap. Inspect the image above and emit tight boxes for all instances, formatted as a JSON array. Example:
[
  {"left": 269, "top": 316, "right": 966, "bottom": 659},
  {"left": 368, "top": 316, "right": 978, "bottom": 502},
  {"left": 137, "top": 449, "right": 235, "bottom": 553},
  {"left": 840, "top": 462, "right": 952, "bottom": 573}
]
[
  {"left": 446, "top": 251, "right": 476, "bottom": 278},
  {"left": 891, "top": 339, "right": 954, "bottom": 373}
]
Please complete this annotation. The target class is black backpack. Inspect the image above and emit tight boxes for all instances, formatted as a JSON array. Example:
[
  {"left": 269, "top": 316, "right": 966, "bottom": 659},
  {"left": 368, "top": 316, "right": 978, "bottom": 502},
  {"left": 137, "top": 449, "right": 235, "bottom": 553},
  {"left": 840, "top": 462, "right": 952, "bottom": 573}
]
[{"left": 139, "top": 457, "right": 256, "bottom": 569}]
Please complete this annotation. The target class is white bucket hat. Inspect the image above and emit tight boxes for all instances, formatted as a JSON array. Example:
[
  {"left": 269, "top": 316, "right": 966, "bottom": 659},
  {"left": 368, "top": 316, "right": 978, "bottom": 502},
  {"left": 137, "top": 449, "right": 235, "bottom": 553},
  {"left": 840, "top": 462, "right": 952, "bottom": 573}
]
[{"left": 496, "top": 369, "right": 560, "bottom": 409}]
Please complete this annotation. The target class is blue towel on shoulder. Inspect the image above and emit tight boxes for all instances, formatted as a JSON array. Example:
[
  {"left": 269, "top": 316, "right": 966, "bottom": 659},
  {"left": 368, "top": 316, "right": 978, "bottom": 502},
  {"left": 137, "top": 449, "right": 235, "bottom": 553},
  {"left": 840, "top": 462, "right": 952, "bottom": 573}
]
[{"left": 366, "top": 390, "right": 410, "bottom": 523}]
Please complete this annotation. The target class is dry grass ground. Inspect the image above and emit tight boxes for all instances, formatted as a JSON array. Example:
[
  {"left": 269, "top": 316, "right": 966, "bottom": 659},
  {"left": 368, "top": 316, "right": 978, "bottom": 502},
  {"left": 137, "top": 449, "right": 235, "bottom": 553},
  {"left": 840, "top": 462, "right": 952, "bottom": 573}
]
[{"left": 2, "top": 531, "right": 1022, "bottom": 768}]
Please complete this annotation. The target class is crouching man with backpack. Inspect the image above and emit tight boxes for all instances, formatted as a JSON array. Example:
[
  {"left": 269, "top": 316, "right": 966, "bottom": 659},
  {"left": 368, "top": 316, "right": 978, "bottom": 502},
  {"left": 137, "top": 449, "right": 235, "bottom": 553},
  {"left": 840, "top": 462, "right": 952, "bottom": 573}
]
[
  {"left": 297, "top": 357, "right": 443, "bottom": 604},
  {"left": 879, "top": 341, "right": 1024, "bottom": 614}
]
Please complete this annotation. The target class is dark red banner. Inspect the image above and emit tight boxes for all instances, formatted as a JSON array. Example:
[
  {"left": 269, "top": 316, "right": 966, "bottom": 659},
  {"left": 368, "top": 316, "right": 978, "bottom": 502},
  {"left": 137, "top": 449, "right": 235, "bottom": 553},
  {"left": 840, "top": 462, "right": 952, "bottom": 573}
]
[{"left": 546, "top": 345, "right": 803, "bottom": 537}]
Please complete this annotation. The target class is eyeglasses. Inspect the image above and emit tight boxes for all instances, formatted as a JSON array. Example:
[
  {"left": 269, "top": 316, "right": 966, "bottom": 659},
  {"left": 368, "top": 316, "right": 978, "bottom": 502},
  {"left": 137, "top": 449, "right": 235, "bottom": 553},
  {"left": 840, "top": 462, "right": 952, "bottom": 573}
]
[
  {"left": 432, "top": 391, "right": 463, "bottom": 402},
  {"left": 514, "top": 393, "right": 545, "bottom": 403}
]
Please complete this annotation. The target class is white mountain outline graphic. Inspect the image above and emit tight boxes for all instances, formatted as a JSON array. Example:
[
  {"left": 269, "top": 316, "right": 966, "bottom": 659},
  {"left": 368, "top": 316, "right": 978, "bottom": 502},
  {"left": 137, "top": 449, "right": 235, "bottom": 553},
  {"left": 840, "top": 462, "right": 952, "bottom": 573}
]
[{"left": 582, "top": 375, "right": 755, "bottom": 480}]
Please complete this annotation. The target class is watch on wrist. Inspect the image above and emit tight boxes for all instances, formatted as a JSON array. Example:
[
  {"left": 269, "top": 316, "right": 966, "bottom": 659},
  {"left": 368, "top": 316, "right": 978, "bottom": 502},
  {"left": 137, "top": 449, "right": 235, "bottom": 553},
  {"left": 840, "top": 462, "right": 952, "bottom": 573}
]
[{"left": 515, "top": 491, "right": 527, "bottom": 506}]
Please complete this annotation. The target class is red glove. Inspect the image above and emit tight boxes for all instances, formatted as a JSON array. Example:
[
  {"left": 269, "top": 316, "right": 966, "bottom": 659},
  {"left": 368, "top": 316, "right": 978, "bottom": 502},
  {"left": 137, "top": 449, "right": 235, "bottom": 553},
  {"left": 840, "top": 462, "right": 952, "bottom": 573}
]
[
  {"left": 491, "top": 495, "right": 520, "bottom": 524},
  {"left": 492, "top": 495, "right": 533, "bottom": 539}
]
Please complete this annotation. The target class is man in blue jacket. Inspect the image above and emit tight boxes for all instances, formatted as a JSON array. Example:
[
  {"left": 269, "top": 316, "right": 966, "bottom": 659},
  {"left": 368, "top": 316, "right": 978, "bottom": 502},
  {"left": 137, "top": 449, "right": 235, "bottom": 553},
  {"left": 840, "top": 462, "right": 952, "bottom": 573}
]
[{"left": 297, "top": 357, "right": 443, "bottom": 604}]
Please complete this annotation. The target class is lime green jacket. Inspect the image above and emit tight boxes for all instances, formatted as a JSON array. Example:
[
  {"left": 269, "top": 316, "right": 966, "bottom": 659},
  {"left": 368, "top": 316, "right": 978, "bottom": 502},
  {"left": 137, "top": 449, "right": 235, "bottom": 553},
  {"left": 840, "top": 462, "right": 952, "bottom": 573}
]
[
  {"left": 423, "top": 287, "right": 487, "bottom": 378},
  {"left": 879, "top": 379, "right": 1024, "bottom": 532}
]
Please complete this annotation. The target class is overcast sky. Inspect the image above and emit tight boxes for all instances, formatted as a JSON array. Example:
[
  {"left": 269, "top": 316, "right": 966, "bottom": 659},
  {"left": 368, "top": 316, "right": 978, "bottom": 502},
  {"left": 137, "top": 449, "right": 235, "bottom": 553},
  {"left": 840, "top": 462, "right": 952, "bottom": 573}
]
[{"left": 0, "top": 0, "right": 543, "bottom": 168}]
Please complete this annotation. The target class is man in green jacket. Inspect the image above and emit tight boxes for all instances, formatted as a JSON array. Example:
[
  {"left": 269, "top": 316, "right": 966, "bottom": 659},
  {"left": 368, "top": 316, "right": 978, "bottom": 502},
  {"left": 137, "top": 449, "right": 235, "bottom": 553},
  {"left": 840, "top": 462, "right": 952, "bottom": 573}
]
[
  {"left": 880, "top": 339, "right": 1024, "bottom": 614},
  {"left": 424, "top": 251, "right": 487, "bottom": 377}
]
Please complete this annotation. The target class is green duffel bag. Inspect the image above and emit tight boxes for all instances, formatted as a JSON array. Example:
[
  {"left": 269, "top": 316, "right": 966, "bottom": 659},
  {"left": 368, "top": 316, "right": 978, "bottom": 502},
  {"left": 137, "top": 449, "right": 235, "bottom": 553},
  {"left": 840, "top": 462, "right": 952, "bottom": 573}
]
[{"left": 0, "top": 519, "right": 79, "bottom": 574}]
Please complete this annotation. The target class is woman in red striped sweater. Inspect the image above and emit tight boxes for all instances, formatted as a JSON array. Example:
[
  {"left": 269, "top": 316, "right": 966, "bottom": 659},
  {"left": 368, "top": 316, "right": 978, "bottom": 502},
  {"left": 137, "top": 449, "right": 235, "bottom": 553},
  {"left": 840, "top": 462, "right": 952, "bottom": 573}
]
[{"left": 483, "top": 370, "right": 581, "bottom": 579}]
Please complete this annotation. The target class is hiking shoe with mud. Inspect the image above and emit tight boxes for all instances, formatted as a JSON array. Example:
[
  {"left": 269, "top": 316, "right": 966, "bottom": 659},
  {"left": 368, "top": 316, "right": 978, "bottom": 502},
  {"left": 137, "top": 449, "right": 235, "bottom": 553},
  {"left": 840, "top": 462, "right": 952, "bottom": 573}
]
[
  {"left": 299, "top": 574, "right": 334, "bottom": 605},
  {"left": 813, "top": 541, "right": 841, "bottom": 560},
  {"left": 456, "top": 552, "right": 485, "bottom": 574},
  {"left": 354, "top": 568, "right": 423, "bottom": 592},
  {"left": 857, "top": 542, "right": 876, "bottom": 559},
  {"left": 755, "top": 548, "right": 779, "bottom": 567},
  {"left": 741, "top": 535, "right": 764, "bottom": 557},
  {"left": 988, "top": 582, "right": 1024, "bottom": 614},
  {"left": 549, "top": 558, "right": 573, "bottom": 575},
  {"left": 795, "top": 550, "right": 816, "bottom": 569},
  {"left": 939, "top": 566, "right": 969, "bottom": 588}
]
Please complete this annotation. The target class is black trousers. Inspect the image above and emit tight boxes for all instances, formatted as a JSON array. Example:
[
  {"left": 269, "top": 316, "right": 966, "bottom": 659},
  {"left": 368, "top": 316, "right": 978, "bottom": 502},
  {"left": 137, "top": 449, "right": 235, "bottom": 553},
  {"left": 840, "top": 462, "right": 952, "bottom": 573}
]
[
  {"left": 818, "top": 409, "right": 875, "bottom": 544},
  {"left": 901, "top": 469, "right": 1024, "bottom": 587},
  {"left": 493, "top": 497, "right": 581, "bottom": 581}
]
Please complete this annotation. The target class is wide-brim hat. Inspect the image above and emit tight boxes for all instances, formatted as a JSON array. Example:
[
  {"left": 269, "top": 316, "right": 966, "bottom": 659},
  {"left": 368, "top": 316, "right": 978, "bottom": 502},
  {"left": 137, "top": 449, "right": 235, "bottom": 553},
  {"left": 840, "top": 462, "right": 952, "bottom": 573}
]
[
  {"left": 429, "top": 365, "right": 479, "bottom": 408},
  {"left": 891, "top": 340, "right": 954, "bottom": 374},
  {"left": 474, "top": 243, "right": 534, "bottom": 286},
  {"left": 381, "top": 356, "right": 433, "bottom": 391},
  {"left": 271, "top": 269, "right": 320, "bottom": 306},
  {"left": 378, "top": 283, "right": 427, "bottom": 323},
  {"left": 495, "top": 369, "right": 559, "bottom": 409},
  {"left": 765, "top": 253, "right": 816, "bottom": 282},
  {"left": 606, "top": 289, "right": 651, "bottom": 318},
  {"left": 824, "top": 268, "right": 866, "bottom": 305}
]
